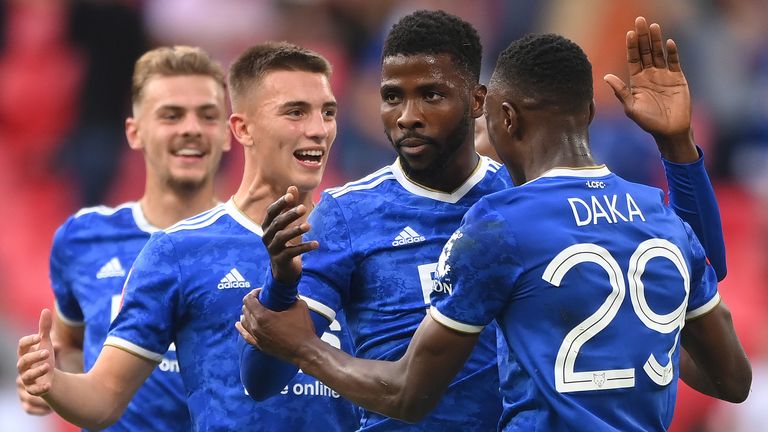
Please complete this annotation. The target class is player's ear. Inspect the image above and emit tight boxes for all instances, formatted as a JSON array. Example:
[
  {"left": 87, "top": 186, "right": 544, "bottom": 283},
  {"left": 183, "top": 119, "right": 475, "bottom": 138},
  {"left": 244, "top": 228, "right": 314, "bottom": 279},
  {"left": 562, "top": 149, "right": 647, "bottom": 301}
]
[
  {"left": 229, "top": 113, "right": 254, "bottom": 147},
  {"left": 501, "top": 102, "right": 519, "bottom": 139},
  {"left": 125, "top": 117, "right": 143, "bottom": 150},
  {"left": 471, "top": 84, "right": 487, "bottom": 119},
  {"left": 588, "top": 99, "right": 596, "bottom": 125}
]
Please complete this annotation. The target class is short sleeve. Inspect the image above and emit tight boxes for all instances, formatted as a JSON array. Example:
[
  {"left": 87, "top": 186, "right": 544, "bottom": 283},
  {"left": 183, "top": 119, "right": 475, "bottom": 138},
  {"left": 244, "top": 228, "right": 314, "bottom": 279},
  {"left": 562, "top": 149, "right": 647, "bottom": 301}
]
[
  {"left": 50, "top": 218, "right": 84, "bottom": 326},
  {"left": 430, "top": 199, "right": 523, "bottom": 333},
  {"left": 298, "top": 193, "right": 356, "bottom": 322},
  {"left": 683, "top": 222, "right": 720, "bottom": 320},
  {"left": 105, "top": 232, "right": 181, "bottom": 362}
]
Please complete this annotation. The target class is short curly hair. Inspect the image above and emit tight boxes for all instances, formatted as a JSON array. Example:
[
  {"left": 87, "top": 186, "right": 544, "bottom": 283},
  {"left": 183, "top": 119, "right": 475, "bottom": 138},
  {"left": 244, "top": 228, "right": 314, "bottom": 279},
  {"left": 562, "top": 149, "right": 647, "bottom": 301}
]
[
  {"left": 228, "top": 41, "right": 331, "bottom": 111},
  {"left": 383, "top": 10, "right": 482, "bottom": 82},
  {"left": 491, "top": 33, "right": 593, "bottom": 112}
]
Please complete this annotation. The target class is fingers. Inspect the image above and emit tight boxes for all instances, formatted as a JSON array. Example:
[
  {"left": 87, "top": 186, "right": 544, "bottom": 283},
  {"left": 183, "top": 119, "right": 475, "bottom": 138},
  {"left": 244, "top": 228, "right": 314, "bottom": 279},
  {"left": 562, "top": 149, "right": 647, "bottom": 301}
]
[
  {"left": 626, "top": 30, "right": 642, "bottom": 76},
  {"left": 649, "top": 23, "right": 666, "bottom": 68},
  {"left": 666, "top": 39, "right": 682, "bottom": 72},
  {"left": 262, "top": 204, "right": 309, "bottom": 247},
  {"left": 16, "top": 376, "right": 52, "bottom": 415},
  {"left": 17, "top": 348, "right": 51, "bottom": 377},
  {"left": 17, "top": 334, "right": 41, "bottom": 357},
  {"left": 39, "top": 309, "right": 53, "bottom": 344},
  {"left": 634, "top": 17, "right": 653, "bottom": 69},
  {"left": 18, "top": 356, "right": 52, "bottom": 396},
  {"left": 603, "top": 74, "right": 632, "bottom": 106},
  {"left": 262, "top": 186, "right": 299, "bottom": 228},
  {"left": 235, "top": 321, "right": 259, "bottom": 347}
]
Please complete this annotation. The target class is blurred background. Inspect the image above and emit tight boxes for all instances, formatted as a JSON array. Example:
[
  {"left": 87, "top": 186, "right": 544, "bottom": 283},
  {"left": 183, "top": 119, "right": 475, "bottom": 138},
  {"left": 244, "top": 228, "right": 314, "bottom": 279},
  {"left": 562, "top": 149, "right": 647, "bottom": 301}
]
[{"left": 1, "top": 0, "right": 766, "bottom": 430}]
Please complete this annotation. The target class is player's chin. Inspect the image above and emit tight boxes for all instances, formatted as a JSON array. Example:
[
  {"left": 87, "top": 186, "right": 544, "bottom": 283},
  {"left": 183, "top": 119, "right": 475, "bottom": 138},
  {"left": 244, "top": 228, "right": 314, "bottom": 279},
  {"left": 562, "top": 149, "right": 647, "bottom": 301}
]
[
  {"left": 291, "top": 170, "right": 325, "bottom": 194},
  {"left": 167, "top": 172, "right": 210, "bottom": 191}
]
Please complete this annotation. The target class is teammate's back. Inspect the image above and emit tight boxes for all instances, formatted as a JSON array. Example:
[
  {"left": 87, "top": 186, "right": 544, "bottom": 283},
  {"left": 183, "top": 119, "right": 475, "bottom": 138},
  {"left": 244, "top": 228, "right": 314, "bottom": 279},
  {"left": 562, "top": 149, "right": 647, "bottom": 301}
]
[{"left": 470, "top": 167, "right": 718, "bottom": 430}]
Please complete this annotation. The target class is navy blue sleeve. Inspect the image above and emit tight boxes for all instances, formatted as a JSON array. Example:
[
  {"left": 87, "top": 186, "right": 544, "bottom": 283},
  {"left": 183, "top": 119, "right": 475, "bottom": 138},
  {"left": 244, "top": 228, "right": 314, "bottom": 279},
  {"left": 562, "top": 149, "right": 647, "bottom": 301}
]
[
  {"left": 663, "top": 146, "right": 727, "bottom": 280},
  {"left": 240, "top": 309, "right": 331, "bottom": 401},
  {"left": 259, "top": 269, "right": 299, "bottom": 311}
]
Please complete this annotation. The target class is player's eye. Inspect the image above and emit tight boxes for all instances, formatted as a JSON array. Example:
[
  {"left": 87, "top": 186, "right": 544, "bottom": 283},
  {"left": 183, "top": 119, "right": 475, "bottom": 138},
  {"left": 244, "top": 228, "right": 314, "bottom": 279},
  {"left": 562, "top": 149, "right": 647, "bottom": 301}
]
[
  {"left": 383, "top": 93, "right": 402, "bottom": 105},
  {"left": 323, "top": 108, "right": 337, "bottom": 119},
  {"left": 424, "top": 92, "right": 444, "bottom": 102}
]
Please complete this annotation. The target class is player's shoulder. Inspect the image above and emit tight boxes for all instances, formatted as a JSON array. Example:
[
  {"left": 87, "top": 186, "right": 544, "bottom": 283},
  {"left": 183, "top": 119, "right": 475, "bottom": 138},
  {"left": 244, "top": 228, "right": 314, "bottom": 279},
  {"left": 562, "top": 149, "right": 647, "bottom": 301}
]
[
  {"left": 164, "top": 202, "right": 230, "bottom": 236},
  {"left": 60, "top": 202, "right": 146, "bottom": 239},
  {"left": 324, "top": 165, "right": 396, "bottom": 200}
]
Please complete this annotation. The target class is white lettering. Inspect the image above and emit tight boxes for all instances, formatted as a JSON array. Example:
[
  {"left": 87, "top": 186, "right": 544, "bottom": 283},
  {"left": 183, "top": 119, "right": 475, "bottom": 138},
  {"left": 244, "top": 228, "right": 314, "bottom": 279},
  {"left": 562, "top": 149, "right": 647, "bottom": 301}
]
[
  {"left": 391, "top": 236, "right": 426, "bottom": 246},
  {"left": 568, "top": 198, "right": 592, "bottom": 226},
  {"left": 626, "top": 194, "right": 646, "bottom": 222},
  {"left": 591, "top": 196, "right": 612, "bottom": 224},
  {"left": 217, "top": 281, "right": 251, "bottom": 289},
  {"left": 431, "top": 279, "right": 453, "bottom": 295},
  {"left": 604, "top": 195, "right": 628, "bottom": 223},
  {"left": 158, "top": 358, "right": 180, "bottom": 373},
  {"left": 569, "top": 194, "right": 646, "bottom": 226}
]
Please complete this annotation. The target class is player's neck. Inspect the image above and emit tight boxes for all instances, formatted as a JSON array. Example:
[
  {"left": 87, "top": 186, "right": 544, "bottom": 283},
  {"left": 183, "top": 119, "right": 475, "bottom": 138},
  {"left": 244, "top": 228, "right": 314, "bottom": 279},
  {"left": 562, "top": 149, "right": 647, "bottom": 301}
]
[
  {"left": 233, "top": 178, "right": 314, "bottom": 227},
  {"left": 400, "top": 142, "right": 480, "bottom": 192},
  {"left": 520, "top": 130, "right": 595, "bottom": 183},
  {"left": 139, "top": 182, "right": 219, "bottom": 229}
]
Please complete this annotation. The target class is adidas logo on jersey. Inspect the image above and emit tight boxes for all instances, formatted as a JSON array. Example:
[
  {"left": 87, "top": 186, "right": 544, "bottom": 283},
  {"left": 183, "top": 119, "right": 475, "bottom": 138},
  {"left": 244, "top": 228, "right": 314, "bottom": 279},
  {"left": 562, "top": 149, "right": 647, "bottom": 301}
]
[
  {"left": 217, "top": 268, "right": 251, "bottom": 289},
  {"left": 96, "top": 257, "right": 126, "bottom": 279},
  {"left": 392, "top": 226, "right": 426, "bottom": 247}
]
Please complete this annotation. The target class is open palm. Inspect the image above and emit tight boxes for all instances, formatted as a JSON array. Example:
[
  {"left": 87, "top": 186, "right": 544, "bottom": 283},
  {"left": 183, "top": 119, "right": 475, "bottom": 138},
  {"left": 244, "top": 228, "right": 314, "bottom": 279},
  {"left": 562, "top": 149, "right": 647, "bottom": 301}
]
[{"left": 605, "top": 17, "right": 691, "bottom": 138}]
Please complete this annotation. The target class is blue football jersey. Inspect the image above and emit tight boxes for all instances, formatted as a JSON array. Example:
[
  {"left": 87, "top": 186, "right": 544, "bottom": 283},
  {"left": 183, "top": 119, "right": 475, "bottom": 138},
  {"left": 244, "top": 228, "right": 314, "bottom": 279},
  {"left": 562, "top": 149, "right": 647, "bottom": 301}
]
[
  {"left": 51, "top": 203, "right": 190, "bottom": 432},
  {"left": 298, "top": 156, "right": 510, "bottom": 431},
  {"left": 430, "top": 166, "right": 720, "bottom": 432},
  {"left": 105, "top": 199, "right": 359, "bottom": 432}
]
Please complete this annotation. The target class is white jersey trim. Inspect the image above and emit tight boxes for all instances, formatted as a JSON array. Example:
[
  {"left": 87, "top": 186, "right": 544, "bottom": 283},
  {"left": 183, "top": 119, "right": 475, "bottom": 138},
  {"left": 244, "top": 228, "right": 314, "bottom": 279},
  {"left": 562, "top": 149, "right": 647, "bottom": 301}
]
[
  {"left": 165, "top": 205, "right": 228, "bottom": 234},
  {"left": 74, "top": 202, "right": 134, "bottom": 219},
  {"left": 104, "top": 336, "right": 164, "bottom": 363},
  {"left": 686, "top": 292, "right": 721, "bottom": 320},
  {"left": 524, "top": 166, "right": 612, "bottom": 186},
  {"left": 53, "top": 302, "right": 84, "bottom": 327},
  {"left": 131, "top": 202, "right": 160, "bottom": 233},
  {"left": 224, "top": 199, "right": 264, "bottom": 236},
  {"left": 299, "top": 295, "right": 336, "bottom": 323},
  {"left": 329, "top": 167, "right": 395, "bottom": 198},
  {"left": 391, "top": 156, "right": 494, "bottom": 204},
  {"left": 428, "top": 306, "right": 484, "bottom": 334}
]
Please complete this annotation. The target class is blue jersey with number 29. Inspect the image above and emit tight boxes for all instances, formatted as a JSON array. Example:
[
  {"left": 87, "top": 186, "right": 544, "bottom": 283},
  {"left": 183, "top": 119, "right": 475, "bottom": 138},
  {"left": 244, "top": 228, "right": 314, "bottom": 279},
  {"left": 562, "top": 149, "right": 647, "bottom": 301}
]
[{"left": 430, "top": 166, "right": 720, "bottom": 432}]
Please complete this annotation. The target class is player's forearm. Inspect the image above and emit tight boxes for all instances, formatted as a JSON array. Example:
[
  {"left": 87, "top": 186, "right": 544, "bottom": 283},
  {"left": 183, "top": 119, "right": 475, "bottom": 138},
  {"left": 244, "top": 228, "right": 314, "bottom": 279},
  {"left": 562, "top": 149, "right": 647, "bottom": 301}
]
[
  {"left": 653, "top": 129, "right": 699, "bottom": 164},
  {"left": 42, "top": 369, "right": 128, "bottom": 430},
  {"left": 296, "top": 338, "right": 430, "bottom": 423},
  {"left": 681, "top": 304, "right": 751, "bottom": 403},
  {"left": 663, "top": 145, "right": 727, "bottom": 280},
  {"left": 678, "top": 346, "right": 720, "bottom": 398}
]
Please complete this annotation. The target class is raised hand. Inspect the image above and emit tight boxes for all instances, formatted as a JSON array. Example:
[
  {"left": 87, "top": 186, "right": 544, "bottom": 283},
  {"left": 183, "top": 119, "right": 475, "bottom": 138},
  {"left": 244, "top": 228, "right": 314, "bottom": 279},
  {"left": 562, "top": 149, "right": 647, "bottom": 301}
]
[
  {"left": 261, "top": 186, "right": 318, "bottom": 284},
  {"left": 17, "top": 309, "right": 56, "bottom": 398},
  {"left": 604, "top": 16, "right": 697, "bottom": 162}
]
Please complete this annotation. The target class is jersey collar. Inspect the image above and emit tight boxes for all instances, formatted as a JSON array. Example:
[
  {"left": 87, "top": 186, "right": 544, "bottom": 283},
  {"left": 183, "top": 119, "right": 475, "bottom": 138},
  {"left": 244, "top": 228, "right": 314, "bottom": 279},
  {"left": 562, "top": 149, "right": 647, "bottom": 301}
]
[
  {"left": 391, "top": 155, "right": 493, "bottom": 204},
  {"left": 132, "top": 202, "right": 160, "bottom": 233},
  {"left": 524, "top": 165, "right": 611, "bottom": 186},
  {"left": 225, "top": 197, "right": 264, "bottom": 236}
]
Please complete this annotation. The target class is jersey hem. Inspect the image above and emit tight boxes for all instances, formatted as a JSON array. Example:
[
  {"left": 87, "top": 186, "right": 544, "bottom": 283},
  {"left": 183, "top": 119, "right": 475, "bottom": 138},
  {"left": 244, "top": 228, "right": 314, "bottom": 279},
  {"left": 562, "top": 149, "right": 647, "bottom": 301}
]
[
  {"left": 103, "top": 336, "right": 164, "bottom": 362},
  {"left": 686, "top": 292, "right": 721, "bottom": 320},
  {"left": 428, "top": 306, "right": 484, "bottom": 334},
  {"left": 53, "top": 302, "right": 85, "bottom": 327},
  {"left": 299, "top": 295, "right": 336, "bottom": 322}
]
